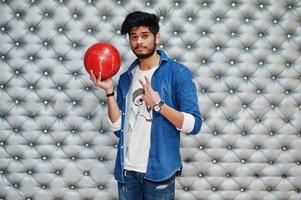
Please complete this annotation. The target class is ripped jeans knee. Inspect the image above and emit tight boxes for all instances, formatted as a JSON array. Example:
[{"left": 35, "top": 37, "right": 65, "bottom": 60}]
[{"left": 144, "top": 175, "right": 175, "bottom": 200}]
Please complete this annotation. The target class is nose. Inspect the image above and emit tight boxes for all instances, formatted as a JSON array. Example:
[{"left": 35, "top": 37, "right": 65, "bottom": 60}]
[{"left": 136, "top": 36, "right": 143, "bottom": 44}]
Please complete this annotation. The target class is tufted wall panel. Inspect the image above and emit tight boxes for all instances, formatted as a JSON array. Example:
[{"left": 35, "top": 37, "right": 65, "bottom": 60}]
[{"left": 0, "top": 0, "right": 301, "bottom": 199}]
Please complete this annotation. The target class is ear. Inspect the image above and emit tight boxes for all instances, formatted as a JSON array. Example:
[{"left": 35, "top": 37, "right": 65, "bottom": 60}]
[{"left": 155, "top": 32, "right": 160, "bottom": 45}]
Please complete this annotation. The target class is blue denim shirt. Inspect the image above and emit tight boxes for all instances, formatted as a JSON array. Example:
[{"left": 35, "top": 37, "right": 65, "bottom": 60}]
[{"left": 114, "top": 49, "right": 202, "bottom": 183}]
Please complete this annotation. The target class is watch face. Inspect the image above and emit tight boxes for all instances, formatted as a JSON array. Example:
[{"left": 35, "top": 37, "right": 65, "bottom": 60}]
[{"left": 154, "top": 105, "right": 160, "bottom": 112}]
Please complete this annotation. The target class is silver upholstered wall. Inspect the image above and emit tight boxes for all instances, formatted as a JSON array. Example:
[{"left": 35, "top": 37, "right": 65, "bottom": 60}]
[{"left": 0, "top": 0, "right": 301, "bottom": 199}]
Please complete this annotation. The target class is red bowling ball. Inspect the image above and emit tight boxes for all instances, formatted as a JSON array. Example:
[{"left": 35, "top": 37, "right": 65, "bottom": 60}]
[{"left": 84, "top": 42, "right": 121, "bottom": 80}]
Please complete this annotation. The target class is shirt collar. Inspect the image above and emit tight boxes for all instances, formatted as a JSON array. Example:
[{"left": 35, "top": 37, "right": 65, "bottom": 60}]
[{"left": 126, "top": 49, "right": 169, "bottom": 76}]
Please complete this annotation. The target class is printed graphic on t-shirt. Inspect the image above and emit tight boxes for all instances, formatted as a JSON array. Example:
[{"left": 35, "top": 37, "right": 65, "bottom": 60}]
[{"left": 132, "top": 88, "right": 152, "bottom": 122}]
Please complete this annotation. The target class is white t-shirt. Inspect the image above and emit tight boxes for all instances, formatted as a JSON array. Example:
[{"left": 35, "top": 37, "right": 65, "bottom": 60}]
[{"left": 124, "top": 66, "right": 158, "bottom": 172}]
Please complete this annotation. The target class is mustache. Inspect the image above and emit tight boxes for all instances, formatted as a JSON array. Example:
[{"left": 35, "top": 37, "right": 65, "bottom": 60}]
[{"left": 134, "top": 45, "right": 147, "bottom": 50}]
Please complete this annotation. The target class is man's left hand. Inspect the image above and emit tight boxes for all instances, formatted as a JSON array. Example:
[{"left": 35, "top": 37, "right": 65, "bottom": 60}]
[{"left": 139, "top": 76, "right": 161, "bottom": 108}]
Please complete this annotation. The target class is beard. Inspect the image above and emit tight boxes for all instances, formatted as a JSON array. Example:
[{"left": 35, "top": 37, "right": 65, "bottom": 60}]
[{"left": 132, "top": 41, "right": 156, "bottom": 59}]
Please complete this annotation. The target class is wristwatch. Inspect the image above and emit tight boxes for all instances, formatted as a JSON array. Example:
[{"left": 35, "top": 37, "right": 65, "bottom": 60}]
[{"left": 153, "top": 100, "right": 164, "bottom": 112}]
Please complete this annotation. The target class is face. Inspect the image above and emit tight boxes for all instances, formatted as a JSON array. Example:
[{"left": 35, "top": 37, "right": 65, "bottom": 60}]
[{"left": 129, "top": 26, "right": 160, "bottom": 59}]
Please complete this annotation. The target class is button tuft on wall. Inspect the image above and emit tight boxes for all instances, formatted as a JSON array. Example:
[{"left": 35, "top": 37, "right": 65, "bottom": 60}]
[
  {"left": 41, "top": 184, "right": 47, "bottom": 189},
  {"left": 230, "top": 1, "right": 237, "bottom": 7},
  {"left": 69, "top": 185, "right": 76, "bottom": 190},
  {"left": 174, "top": 1, "right": 180, "bottom": 7},
  {"left": 13, "top": 183, "right": 20, "bottom": 188},
  {"left": 28, "top": 142, "right": 35, "bottom": 147},
  {"left": 13, "top": 127, "right": 20, "bottom": 133},
  {"left": 201, "top": 1, "right": 211, "bottom": 7},
  {"left": 0, "top": 54, "right": 6, "bottom": 61},
  {"left": 1, "top": 25, "right": 6, "bottom": 32},
  {"left": 70, "top": 156, "right": 77, "bottom": 161},
  {"left": 41, "top": 155, "right": 48, "bottom": 160}
]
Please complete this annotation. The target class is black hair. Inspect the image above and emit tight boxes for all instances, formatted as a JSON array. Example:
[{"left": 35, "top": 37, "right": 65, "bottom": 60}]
[{"left": 120, "top": 11, "right": 160, "bottom": 36}]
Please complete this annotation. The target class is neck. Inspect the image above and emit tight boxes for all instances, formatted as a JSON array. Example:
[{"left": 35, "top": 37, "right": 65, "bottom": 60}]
[{"left": 139, "top": 51, "right": 160, "bottom": 70}]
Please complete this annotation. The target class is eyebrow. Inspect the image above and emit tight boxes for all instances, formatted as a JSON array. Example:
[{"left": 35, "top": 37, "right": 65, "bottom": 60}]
[{"left": 129, "top": 31, "right": 152, "bottom": 35}]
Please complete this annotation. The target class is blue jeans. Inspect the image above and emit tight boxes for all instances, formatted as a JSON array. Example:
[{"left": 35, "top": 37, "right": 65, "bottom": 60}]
[{"left": 118, "top": 170, "right": 175, "bottom": 200}]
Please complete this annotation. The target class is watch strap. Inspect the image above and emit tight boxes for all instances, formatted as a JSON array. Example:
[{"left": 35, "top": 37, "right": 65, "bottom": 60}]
[
  {"left": 158, "top": 100, "right": 164, "bottom": 106},
  {"left": 106, "top": 91, "right": 115, "bottom": 97}
]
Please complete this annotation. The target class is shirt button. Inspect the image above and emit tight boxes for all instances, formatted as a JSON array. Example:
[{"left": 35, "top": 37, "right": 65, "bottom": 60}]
[
  {"left": 121, "top": 146, "right": 123, "bottom": 149},
  {"left": 122, "top": 112, "right": 125, "bottom": 115}
]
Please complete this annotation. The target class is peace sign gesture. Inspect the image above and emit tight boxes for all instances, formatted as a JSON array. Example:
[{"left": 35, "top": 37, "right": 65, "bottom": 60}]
[{"left": 139, "top": 76, "right": 161, "bottom": 108}]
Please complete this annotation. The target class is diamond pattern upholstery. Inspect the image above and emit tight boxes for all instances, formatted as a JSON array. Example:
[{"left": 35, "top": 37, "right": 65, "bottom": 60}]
[{"left": 0, "top": 0, "right": 300, "bottom": 199}]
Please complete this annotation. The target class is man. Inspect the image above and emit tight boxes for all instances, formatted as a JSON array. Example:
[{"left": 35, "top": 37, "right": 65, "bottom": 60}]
[{"left": 90, "top": 11, "right": 202, "bottom": 200}]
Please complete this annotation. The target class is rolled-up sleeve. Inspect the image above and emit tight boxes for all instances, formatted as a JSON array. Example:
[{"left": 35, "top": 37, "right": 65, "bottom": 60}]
[
  {"left": 107, "top": 116, "right": 121, "bottom": 132},
  {"left": 177, "top": 112, "right": 195, "bottom": 133}
]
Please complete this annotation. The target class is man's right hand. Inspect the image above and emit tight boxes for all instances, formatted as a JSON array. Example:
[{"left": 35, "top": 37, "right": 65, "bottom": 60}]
[
  {"left": 90, "top": 70, "right": 121, "bottom": 124},
  {"left": 90, "top": 70, "right": 114, "bottom": 94}
]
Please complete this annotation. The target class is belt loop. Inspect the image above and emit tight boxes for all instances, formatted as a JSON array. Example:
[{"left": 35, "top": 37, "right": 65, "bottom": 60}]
[{"left": 123, "top": 169, "right": 127, "bottom": 177}]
